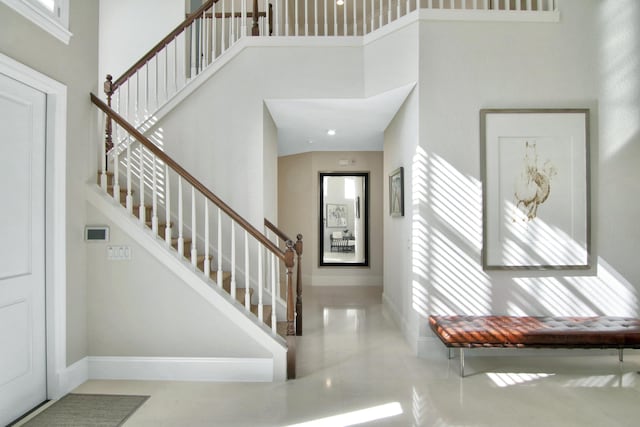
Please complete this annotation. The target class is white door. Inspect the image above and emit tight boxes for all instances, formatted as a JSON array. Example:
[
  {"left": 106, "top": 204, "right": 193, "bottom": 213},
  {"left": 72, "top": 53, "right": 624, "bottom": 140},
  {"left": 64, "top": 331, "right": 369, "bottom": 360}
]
[{"left": 0, "top": 73, "right": 47, "bottom": 425}]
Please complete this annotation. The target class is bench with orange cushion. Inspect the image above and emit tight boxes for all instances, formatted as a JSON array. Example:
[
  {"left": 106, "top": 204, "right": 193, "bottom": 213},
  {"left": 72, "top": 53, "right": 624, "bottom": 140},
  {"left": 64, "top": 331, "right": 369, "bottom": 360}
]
[{"left": 429, "top": 315, "right": 640, "bottom": 376}]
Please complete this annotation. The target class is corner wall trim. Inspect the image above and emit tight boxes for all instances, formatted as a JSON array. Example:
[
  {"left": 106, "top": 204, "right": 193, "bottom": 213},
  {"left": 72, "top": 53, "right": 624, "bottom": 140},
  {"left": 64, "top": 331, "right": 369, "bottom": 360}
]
[
  {"left": 88, "top": 356, "right": 274, "bottom": 382},
  {"left": 58, "top": 357, "right": 89, "bottom": 395}
]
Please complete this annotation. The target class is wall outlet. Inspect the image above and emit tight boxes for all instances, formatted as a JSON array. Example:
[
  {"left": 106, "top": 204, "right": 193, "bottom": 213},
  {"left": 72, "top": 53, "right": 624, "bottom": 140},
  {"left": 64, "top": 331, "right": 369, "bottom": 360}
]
[{"left": 107, "top": 245, "right": 132, "bottom": 261}]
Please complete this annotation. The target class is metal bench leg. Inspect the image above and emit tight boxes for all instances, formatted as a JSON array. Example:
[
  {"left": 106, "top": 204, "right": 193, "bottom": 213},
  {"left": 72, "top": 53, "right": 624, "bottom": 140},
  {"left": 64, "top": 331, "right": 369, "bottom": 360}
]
[
  {"left": 619, "top": 348, "right": 624, "bottom": 362},
  {"left": 460, "top": 348, "right": 465, "bottom": 377}
]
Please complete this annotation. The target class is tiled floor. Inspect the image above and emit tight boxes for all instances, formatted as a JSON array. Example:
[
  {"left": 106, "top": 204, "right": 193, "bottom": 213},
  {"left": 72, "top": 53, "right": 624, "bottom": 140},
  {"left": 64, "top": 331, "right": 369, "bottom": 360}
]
[{"left": 70, "top": 286, "right": 640, "bottom": 426}]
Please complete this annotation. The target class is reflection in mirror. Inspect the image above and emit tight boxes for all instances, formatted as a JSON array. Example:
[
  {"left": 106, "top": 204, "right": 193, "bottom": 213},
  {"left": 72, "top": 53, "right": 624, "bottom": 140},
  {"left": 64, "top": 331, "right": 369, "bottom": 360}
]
[{"left": 319, "top": 172, "right": 369, "bottom": 266}]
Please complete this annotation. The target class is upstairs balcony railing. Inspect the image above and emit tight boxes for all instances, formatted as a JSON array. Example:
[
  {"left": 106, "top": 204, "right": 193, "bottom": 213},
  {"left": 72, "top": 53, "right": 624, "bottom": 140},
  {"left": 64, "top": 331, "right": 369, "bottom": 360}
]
[{"left": 104, "top": 0, "right": 559, "bottom": 129}]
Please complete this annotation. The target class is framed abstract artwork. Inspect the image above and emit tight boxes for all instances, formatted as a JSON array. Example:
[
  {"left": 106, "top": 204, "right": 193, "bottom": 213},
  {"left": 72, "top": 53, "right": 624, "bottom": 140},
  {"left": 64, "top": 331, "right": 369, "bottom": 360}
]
[
  {"left": 326, "top": 203, "right": 348, "bottom": 228},
  {"left": 480, "top": 109, "right": 591, "bottom": 270}
]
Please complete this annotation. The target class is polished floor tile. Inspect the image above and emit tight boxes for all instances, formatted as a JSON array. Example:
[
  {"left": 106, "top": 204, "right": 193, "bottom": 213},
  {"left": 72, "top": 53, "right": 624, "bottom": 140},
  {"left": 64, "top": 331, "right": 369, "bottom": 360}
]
[{"left": 73, "top": 286, "right": 640, "bottom": 426}]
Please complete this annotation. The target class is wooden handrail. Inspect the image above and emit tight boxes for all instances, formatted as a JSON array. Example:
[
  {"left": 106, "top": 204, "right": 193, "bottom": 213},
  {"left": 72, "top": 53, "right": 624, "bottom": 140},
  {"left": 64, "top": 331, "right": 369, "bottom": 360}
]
[
  {"left": 91, "top": 92, "right": 286, "bottom": 260},
  {"left": 187, "top": 11, "right": 267, "bottom": 19},
  {"left": 113, "top": 0, "right": 217, "bottom": 90},
  {"left": 264, "top": 218, "right": 291, "bottom": 242}
]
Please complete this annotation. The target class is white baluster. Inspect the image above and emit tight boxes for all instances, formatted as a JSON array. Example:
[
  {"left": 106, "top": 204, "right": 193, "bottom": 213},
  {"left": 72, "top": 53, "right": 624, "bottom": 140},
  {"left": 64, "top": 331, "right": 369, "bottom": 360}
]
[
  {"left": 191, "top": 187, "right": 197, "bottom": 266},
  {"left": 304, "top": 0, "right": 308, "bottom": 36},
  {"left": 154, "top": 55, "right": 159, "bottom": 110},
  {"left": 204, "top": 200, "right": 210, "bottom": 277},
  {"left": 222, "top": 0, "right": 226, "bottom": 52},
  {"left": 178, "top": 176, "right": 184, "bottom": 256},
  {"left": 344, "top": 0, "right": 347, "bottom": 35},
  {"left": 314, "top": 0, "right": 318, "bottom": 35},
  {"left": 151, "top": 154, "right": 158, "bottom": 234},
  {"left": 173, "top": 36, "right": 178, "bottom": 93},
  {"left": 354, "top": 0, "right": 358, "bottom": 35},
  {"left": 363, "top": 0, "right": 366, "bottom": 35},
  {"left": 126, "top": 139, "right": 132, "bottom": 212},
  {"left": 526, "top": 0, "right": 532, "bottom": 11},
  {"left": 241, "top": 0, "right": 247, "bottom": 36},
  {"left": 164, "top": 165, "right": 171, "bottom": 243},
  {"left": 370, "top": 0, "right": 374, "bottom": 31},
  {"left": 333, "top": 0, "right": 337, "bottom": 35},
  {"left": 324, "top": 0, "right": 328, "bottom": 35},
  {"left": 406, "top": 0, "right": 410, "bottom": 14},
  {"left": 145, "top": 62, "right": 150, "bottom": 119},
  {"left": 212, "top": 7, "right": 217, "bottom": 60},
  {"left": 231, "top": 220, "right": 236, "bottom": 299},
  {"left": 112, "top": 124, "right": 120, "bottom": 202},
  {"left": 135, "top": 71, "right": 140, "bottom": 123},
  {"left": 293, "top": 1, "right": 300, "bottom": 37},
  {"left": 396, "top": 0, "right": 400, "bottom": 20},
  {"left": 125, "top": 80, "right": 130, "bottom": 124},
  {"left": 473, "top": 0, "right": 478, "bottom": 10},
  {"left": 217, "top": 207, "right": 223, "bottom": 288},
  {"left": 138, "top": 146, "right": 145, "bottom": 225},
  {"left": 258, "top": 243, "right": 264, "bottom": 322},
  {"left": 231, "top": 0, "right": 235, "bottom": 43},
  {"left": 271, "top": 252, "right": 277, "bottom": 333},
  {"left": 244, "top": 231, "right": 250, "bottom": 310},
  {"left": 100, "top": 113, "right": 107, "bottom": 191},
  {"left": 164, "top": 46, "right": 168, "bottom": 103},
  {"left": 379, "top": 0, "right": 382, "bottom": 28},
  {"left": 285, "top": 0, "right": 289, "bottom": 36}
]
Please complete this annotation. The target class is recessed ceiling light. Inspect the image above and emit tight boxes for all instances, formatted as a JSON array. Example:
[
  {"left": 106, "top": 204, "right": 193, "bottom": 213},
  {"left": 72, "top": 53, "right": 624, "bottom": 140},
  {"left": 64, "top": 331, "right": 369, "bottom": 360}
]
[
  {"left": 327, "top": 129, "right": 336, "bottom": 136},
  {"left": 308, "top": 139, "right": 314, "bottom": 144}
]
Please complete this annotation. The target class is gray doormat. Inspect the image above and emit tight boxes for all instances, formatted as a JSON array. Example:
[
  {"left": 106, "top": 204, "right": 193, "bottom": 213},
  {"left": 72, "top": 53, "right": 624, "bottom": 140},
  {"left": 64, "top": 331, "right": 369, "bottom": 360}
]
[{"left": 21, "top": 393, "right": 149, "bottom": 426}]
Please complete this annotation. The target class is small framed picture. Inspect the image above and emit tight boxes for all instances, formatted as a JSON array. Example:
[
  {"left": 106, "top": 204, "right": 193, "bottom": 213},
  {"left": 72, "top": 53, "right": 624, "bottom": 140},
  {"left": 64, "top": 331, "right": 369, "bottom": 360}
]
[{"left": 389, "top": 167, "right": 404, "bottom": 217}]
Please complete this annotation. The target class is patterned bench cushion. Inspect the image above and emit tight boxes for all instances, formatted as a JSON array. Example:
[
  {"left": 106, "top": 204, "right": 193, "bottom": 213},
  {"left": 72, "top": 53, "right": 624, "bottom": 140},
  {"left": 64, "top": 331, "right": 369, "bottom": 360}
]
[{"left": 429, "top": 315, "right": 640, "bottom": 348}]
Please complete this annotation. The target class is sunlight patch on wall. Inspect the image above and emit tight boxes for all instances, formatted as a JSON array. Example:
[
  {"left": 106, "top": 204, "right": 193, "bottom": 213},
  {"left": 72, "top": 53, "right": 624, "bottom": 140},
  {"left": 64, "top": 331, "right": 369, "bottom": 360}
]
[
  {"left": 412, "top": 146, "right": 430, "bottom": 317},
  {"left": 508, "top": 256, "right": 638, "bottom": 317},
  {"left": 429, "top": 154, "right": 482, "bottom": 251},
  {"left": 599, "top": 0, "right": 640, "bottom": 159},
  {"left": 430, "top": 228, "right": 491, "bottom": 315}
]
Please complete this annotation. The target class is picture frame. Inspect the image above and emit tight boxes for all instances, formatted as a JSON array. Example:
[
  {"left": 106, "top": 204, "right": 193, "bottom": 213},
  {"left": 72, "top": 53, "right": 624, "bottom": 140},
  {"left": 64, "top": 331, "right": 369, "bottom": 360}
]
[
  {"left": 326, "top": 203, "right": 348, "bottom": 228},
  {"left": 389, "top": 167, "right": 404, "bottom": 217},
  {"left": 480, "top": 109, "right": 591, "bottom": 270}
]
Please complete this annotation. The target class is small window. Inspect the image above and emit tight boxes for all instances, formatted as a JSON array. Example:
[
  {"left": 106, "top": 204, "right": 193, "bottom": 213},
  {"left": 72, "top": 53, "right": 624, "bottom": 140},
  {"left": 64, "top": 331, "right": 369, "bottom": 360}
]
[{"left": 1, "top": 0, "right": 72, "bottom": 44}]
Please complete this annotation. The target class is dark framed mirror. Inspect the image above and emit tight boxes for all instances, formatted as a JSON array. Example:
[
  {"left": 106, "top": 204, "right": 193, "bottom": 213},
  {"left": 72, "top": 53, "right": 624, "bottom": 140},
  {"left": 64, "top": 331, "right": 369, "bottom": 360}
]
[{"left": 319, "top": 172, "right": 369, "bottom": 267}]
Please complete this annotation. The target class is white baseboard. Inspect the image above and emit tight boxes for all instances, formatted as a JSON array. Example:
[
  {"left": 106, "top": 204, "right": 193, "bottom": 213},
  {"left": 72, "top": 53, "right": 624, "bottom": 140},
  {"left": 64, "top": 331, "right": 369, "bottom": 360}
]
[
  {"left": 56, "top": 357, "right": 89, "bottom": 397},
  {"left": 88, "top": 356, "right": 274, "bottom": 382}
]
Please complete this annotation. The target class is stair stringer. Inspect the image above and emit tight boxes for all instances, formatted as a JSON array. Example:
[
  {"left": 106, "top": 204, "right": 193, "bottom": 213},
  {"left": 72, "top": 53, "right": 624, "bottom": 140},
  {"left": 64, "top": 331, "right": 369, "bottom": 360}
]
[{"left": 86, "top": 183, "right": 288, "bottom": 382}]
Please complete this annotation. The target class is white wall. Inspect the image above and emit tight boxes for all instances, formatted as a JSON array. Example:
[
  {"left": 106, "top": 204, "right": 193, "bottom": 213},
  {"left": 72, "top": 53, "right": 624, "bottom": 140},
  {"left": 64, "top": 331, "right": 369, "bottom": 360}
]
[
  {"left": 153, "top": 45, "right": 364, "bottom": 229},
  {"left": 98, "top": 0, "right": 184, "bottom": 83},
  {"left": 596, "top": 0, "right": 640, "bottom": 287},
  {"left": 85, "top": 205, "right": 271, "bottom": 358},
  {"left": 0, "top": 0, "right": 99, "bottom": 366},
  {"left": 379, "top": 0, "right": 638, "bottom": 354}
]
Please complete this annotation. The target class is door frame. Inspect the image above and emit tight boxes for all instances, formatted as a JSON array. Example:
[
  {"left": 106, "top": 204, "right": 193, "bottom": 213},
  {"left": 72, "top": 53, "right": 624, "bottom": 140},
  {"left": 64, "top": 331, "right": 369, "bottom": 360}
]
[{"left": 0, "top": 52, "right": 67, "bottom": 400}]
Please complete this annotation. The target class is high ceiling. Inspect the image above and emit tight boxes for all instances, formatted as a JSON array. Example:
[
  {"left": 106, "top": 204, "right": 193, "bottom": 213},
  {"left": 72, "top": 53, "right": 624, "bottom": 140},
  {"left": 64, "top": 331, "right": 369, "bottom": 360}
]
[{"left": 265, "top": 83, "right": 415, "bottom": 156}]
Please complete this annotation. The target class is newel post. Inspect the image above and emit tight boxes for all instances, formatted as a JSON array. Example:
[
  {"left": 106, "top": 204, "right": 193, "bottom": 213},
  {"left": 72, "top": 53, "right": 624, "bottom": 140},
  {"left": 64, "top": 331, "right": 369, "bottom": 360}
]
[
  {"left": 103, "top": 75, "right": 114, "bottom": 153},
  {"left": 251, "top": 0, "right": 259, "bottom": 36},
  {"left": 295, "top": 234, "right": 303, "bottom": 336},
  {"left": 285, "top": 240, "right": 296, "bottom": 379}
]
